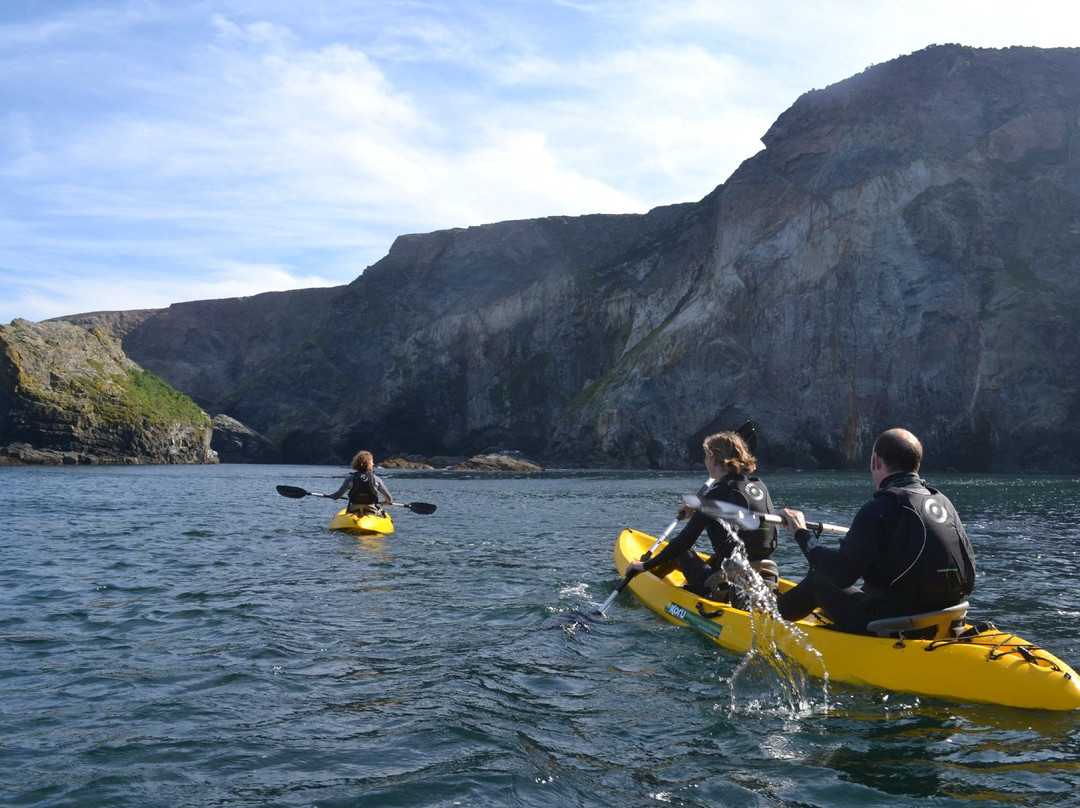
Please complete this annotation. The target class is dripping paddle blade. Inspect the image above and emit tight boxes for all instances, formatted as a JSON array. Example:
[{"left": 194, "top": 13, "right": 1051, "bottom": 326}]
[{"left": 683, "top": 495, "right": 762, "bottom": 530}]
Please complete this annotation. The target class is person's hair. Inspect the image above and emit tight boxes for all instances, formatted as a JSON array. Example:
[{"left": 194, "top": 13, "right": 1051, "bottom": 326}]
[
  {"left": 703, "top": 431, "right": 756, "bottom": 475},
  {"left": 351, "top": 450, "right": 374, "bottom": 472},
  {"left": 873, "top": 429, "right": 922, "bottom": 473}
]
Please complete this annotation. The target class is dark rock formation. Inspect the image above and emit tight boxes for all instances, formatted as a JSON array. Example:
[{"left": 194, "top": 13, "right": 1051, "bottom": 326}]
[
  {"left": 380, "top": 456, "right": 437, "bottom": 469},
  {"left": 451, "top": 453, "right": 545, "bottom": 472},
  {"left": 0, "top": 319, "right": 216, "bottom": 465},
  {"left": 60, "top": 287, "right": 340, "bottom": 412},
  {"left": 51, "top": 46, "right": 1080, "bottom": 471},
  {"left": 211, "top": 414, "right": 279, "bottom": 463}
]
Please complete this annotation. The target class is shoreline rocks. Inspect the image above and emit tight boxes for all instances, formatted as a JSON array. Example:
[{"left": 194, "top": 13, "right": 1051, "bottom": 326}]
[
  {"left": 451, "top": 453, "right": 545, "bottom": 472},
  {"left": 379, "top": 452, "right": 545, "bottom": 472}
]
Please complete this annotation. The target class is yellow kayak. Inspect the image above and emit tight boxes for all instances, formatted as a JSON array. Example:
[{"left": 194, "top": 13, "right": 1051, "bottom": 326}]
[
  {"left": 329, "top": 508, "right": 394, "bottom": 536},
  {"left": 614, "top": 527, "right": 1080, "bottom": 711}
]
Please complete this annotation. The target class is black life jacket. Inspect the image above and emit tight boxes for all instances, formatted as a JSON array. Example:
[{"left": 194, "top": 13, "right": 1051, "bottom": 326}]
[
  {"left": 704, "top": 475, "right": 778, "bottom": 561},
  {"left": 868, "top": 481, "right": 976, "bottom": 604},
  {"left": 347, "top": 471, "right": 379, "bottom": 506}
]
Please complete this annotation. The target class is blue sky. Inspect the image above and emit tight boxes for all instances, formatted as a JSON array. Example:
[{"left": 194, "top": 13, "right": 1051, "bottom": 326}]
[{"left": 2, "top": 0, "right": 1078, "bottom": 323}]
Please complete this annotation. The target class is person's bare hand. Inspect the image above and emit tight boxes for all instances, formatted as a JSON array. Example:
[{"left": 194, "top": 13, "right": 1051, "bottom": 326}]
[{"left": 779, "top": 507, "right": 807, "bottom": 534}]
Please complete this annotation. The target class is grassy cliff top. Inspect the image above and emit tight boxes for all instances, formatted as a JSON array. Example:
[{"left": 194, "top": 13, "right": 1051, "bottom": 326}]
[{"left": 1, "top": 318, "right": 209, "bottom": 428}]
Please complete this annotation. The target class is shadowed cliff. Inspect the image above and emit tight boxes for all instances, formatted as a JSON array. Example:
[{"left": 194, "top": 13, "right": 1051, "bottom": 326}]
[{"left": 60, "top": 45, "right": 1080, "bottom": 471}]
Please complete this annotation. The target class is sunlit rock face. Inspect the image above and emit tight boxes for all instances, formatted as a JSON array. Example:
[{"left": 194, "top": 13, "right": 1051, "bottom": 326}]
[
  {"left": 0, "top": 319, "right": 215, "bottom": 465},
  {"left": 56, "top": 46, "right": 1080, "bottom": 471}
]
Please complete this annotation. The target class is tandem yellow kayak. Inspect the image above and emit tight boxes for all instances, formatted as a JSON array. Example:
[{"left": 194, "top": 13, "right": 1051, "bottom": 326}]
[
  {"left": 614, "top": 527, "right": 1080, "bottom": 711},
  {"left": 329, "top": 508, "right": 394, "bottom": 536}
]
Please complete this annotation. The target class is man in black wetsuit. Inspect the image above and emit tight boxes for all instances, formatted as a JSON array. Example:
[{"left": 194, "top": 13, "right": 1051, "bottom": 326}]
[
  {"left": 624, "top": 430, "right": 778, "bottom": 597},
  {"left": 777, "top": 428, "right": 976, "bottom": 633}
]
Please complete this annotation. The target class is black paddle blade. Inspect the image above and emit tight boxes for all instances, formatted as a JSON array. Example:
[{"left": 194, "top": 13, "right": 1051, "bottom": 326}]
[
  {"left": 735, "top": 420, "right": 758, "bottom": 453},
  {"left": 276, "top": 485, "right": 311, "bottom": 499},
  {"left": 406, "top": 502, "right": 437, "bottom": 514}
]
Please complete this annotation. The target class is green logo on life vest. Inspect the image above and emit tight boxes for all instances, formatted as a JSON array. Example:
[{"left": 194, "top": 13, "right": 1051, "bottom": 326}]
[{"left": 665, "top": 601, "right": 723, "bottom": 639}]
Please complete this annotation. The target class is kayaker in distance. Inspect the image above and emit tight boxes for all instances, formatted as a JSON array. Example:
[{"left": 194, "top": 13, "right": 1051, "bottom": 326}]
[
  {"left": 776, "top": 428, "right": 976, "bottom": 633},
  {"left": 624, "top": 431, "right": 779, "bottom": 601},
  {"left": 328, "top": 450, "right": 393, "bottom": 515}
]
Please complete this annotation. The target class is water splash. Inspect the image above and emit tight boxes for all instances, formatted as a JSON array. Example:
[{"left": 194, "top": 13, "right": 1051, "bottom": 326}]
[
  {"left": 549, "top": 582, "right": 596, "bottom": 637},
  {"left": 716, "top": 542, "right": 830, "bottom": 715}
]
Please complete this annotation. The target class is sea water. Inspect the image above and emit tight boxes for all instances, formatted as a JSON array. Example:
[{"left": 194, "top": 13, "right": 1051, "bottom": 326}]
[{"left": 3, "top": 464, "right": 1080, "bottom": 807}]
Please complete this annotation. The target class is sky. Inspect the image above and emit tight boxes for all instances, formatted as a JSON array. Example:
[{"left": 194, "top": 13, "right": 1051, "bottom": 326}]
[{"left": 2, "top": 0, "right": 1079, "bottom": 323}]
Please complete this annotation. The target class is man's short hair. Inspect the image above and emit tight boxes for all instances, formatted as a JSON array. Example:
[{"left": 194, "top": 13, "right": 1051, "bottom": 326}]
[{"left": 873, "top": 429, "right": 923, "bottom": 472}]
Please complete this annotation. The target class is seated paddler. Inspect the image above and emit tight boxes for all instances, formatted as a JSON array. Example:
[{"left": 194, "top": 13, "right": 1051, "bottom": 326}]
[
  {"left": 329, "top": 450, "right": 392, "bottom": 515},
  {"left": 624, "top": 430, "right": 779, "bottom": 600},
  {"left": 777, "top": 428, "right": 976, "bottom": 634}
]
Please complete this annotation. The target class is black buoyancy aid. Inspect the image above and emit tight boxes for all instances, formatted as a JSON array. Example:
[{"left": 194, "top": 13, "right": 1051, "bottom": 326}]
[
  {"left": 348, "top": 471, "right": 379, "bottom": 506},
  {"left": 708, "top": 475, "right": 778, "bottom": 560},
  {"left": 872, "top": 482, "right": 976, "bottom": 603}
]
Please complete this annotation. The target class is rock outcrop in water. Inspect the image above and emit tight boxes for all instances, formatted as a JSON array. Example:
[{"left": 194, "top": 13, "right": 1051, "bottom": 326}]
[
  {"left": 451, "top": 453, "right": 545, "bottom": 472},
  {"left": 210, "top": 414, "right": 279, "bottom": 463},
  {"left": 0, "top": 319, "right": 215, "bottom": 465},
  {"left": 49, "top": 45, "right": 1080, "bottom": 471}
]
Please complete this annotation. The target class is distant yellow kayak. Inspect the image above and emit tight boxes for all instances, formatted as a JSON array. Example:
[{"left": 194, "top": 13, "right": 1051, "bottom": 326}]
[
  {"left": 614, "top": 527, "right": 1080, "bottom": 711},
  {"left": 329, "top": 508, "right": 394, "bottom": 536}
]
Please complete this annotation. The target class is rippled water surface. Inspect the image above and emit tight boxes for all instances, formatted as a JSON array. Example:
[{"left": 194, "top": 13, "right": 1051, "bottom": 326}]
[{"left": 4, "top": 464, "right": 1080, "bottom": 807}]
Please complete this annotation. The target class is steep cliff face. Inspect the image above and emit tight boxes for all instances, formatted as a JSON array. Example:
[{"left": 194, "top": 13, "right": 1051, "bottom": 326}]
[
  {"left": 55, "top": 45, "right": 1080, "bottom": 471},
  {"left": 61, "top": 287, "right": 341, "bottom": 409},
  {"left": 210, "top": 414, "right": 279, "bottom": 463},
  {"left": 559, "top": 45, "right": 1080, "bottom": 471},
  {"left": 0, "top": 319, "right": 215, "bottom": 465}
]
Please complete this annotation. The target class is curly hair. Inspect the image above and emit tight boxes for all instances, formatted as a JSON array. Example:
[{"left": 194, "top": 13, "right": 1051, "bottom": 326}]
[
  {"left": 350, "top": 450, "right": 374, "bottom": 472},
  {"left": 703, "top": 431, "right": 756, "bottom": 475}
]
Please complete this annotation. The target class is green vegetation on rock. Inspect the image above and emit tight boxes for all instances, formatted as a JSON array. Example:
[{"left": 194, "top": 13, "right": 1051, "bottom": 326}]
[
  {"left": 1, "top": 319, "right": 214, "bottom": 464},
  {"left": 119, "top": 369, "right": 210, "bottom": 425}
]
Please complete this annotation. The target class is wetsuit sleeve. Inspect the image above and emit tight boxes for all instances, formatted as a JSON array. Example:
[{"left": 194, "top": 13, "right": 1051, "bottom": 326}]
[
  {"left": 643, "top": 513, "right": 708, "bottom": 570},
  {"left": 329, "top": 474, "right": 352, "bottom": 499},
  {"left": 791, "top": 498, "right": 886, "bottom": 588},
  {"left": 374, "top": 475, "right": 392, "bottom": 502}
]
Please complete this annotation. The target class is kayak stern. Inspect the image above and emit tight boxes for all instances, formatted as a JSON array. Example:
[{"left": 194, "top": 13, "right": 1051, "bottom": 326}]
[{"left": 329, "top": 508, "right": 394, "bottom": 536}]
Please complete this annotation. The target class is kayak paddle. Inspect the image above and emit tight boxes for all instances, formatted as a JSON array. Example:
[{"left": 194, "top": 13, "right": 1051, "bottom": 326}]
[
  {"left": 683, "top": 494, "right": 849, "bottom": 536},
  {"left": 386, "top": 501, "right": 438, "bottom": 515},
  {"left": 595, "top": 518, "right": 679, "bottom": 617},
  {"left": 734, "top": 419, "right": 758, "bottom": 453},
  {"left": 277, "top": 484, "right": 330, "bottom": 498},
  {"left": 276, "top": 485, "right": 437, "bottom": 514}
]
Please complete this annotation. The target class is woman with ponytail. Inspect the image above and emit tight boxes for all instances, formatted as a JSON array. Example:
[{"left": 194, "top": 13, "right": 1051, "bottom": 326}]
[{"left": 624, "top": 431, "right": 779, "bottom": 600}]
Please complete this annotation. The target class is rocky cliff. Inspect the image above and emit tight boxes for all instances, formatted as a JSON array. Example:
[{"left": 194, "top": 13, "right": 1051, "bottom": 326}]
[
  {"left": 0, "top": 319, "right": 215, "bottom": 464},
  {"left": 54, "top": 45, "right": 1080, "bottom": 471}
]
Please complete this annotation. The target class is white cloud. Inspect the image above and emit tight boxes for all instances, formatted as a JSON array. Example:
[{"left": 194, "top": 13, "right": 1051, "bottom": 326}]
[
  {"left": 4, "top": 0, "right": 1080, "bottom": 323},
  {"left": 1, "top": 259, "right": 338, "bottom": 324}
]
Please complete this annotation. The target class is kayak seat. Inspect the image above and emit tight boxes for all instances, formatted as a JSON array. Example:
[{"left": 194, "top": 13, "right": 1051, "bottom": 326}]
[{"left": 865, "top": 601, "right": 969, "bottom": 640}]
